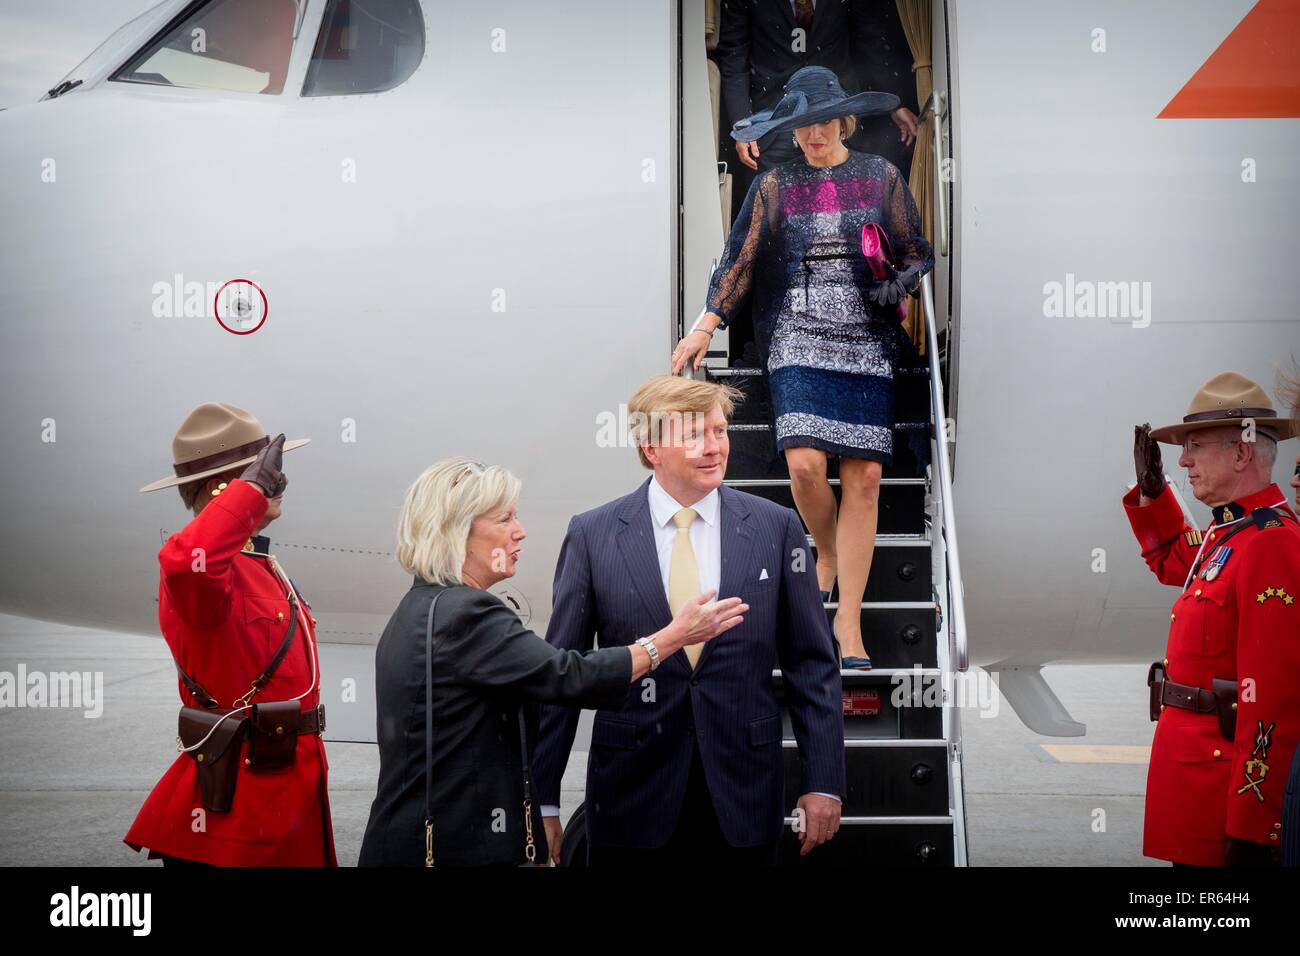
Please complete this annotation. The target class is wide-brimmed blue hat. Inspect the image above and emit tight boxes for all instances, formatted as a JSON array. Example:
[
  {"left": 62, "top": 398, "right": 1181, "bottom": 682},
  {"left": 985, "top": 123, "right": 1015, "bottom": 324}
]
[{"left": 730, "top": 66, "right": 900, "bottom": 143}]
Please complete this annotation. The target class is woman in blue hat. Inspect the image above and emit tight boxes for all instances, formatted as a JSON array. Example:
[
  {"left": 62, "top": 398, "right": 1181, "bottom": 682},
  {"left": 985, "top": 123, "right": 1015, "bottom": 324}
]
[{"left": 671, "top": 66, "right": 934, "bottom": 669}]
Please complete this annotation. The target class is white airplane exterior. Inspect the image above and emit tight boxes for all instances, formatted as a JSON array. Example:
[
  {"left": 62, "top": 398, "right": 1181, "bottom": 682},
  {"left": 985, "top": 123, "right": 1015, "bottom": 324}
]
[{"left": 0, "top": 0, "right": 1295, "bottom": 742}]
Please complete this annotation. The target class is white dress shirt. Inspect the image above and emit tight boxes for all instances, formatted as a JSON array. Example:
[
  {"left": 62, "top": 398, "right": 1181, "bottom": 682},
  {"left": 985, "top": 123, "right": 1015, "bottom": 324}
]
[{"left": 648, "top": 473, "right": 721, "bottom": 603}]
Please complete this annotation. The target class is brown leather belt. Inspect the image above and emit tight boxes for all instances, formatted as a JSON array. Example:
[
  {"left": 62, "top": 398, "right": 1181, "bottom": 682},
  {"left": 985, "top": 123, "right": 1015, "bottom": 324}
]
[
  {"left": 1147, "top": 662, "right": 1236, "bottom": 740},
  {"left": 296, "top": 702, "right": 326, "bottom": 735}
]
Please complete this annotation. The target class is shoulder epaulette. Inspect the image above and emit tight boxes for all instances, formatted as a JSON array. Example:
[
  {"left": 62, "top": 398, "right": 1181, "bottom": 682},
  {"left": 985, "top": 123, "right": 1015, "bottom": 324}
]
[
  {"left": 1252, "top": 507, "right": 1288, "bottom": 531},
  {"left": 1184, "top": 529, "right": 1204, "bottom": 546}
]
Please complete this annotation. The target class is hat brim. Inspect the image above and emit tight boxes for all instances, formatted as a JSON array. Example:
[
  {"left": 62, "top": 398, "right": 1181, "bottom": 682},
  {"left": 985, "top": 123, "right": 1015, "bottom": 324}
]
[
  {"left": 138, "top": 437, "right": 311, "bottom": 493},
  {"left": 1149, "top": 418, "right": 1299, "bottom": 445},
  {"left": 731, "top": 91, "right": 901, "bottom": 143}
]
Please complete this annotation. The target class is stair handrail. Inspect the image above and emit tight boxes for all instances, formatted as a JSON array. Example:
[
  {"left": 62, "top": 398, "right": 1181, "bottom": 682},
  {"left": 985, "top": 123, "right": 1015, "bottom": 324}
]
[{"left": 919, "top": 274, "right": 968, "bottom": 672}]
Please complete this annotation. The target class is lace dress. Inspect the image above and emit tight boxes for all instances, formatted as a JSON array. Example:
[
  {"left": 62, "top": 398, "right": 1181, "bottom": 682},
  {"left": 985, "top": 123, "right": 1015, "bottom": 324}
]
[{"left": 704, "top": 150, "right": 934, "bottom": 464}]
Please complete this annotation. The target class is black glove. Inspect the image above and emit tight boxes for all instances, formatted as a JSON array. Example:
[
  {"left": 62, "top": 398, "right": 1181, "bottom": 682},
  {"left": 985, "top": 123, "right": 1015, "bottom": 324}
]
[
  {"left": 1133, "top": 423, "right": 1165, "bottom": 498},
  {"left": 868, "top": 266, "right": 920, "bottom": 307},
  {"left": 242, "top": 433, "right": 288, "bottom": 498}
]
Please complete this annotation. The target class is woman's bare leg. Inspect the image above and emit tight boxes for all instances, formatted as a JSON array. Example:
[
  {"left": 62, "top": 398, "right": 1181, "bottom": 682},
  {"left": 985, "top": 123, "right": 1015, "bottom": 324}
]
[
  {"left": 785, "top": 447, "right": 837, "bottom": 595},
  {"left": 833, "top": 458, "right": 882, "bottom": 659}
]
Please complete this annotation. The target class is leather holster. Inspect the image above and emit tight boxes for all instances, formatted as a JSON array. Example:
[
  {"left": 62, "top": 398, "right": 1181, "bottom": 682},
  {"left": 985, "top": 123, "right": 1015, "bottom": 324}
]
[
  {"left": 178, "top": 706, "right": 248, "bottom": 813},
  {"left": 247, "top": 700, "right": 303, "bottom": 771},
  {"left": 1211, "top": 678, "right": 1238, "bottom": 742}
]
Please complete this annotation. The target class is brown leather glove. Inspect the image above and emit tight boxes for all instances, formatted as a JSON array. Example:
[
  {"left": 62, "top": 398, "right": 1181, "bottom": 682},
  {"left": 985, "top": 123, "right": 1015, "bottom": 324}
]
[
  {"left": 241, "top": 433, "right": 288, "bottom": 498},
  {"left": 1133, "top": 423, "right": 1165, "bottom": 499}
]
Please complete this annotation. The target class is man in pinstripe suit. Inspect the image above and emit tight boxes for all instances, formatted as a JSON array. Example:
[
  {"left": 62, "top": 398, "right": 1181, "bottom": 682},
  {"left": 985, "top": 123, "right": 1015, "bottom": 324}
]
[{"left": 536, "top": 375, "right": 845, "bottom": 866}]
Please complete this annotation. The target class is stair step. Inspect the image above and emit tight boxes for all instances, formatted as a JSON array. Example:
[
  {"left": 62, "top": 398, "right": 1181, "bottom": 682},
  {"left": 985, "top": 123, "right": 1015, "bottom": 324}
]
[
  {"left": 823, "top": 603, "right": 938, "bottom": 669},
  {"left": 785, "top": 816, "right": 954, "bottom": 826},
  {"left": 725, "top": 424, "right": 929, "bottom": 481},
  {"left": 803, "top": 532, "right": 932, "bottom": 602},
  {"left": 710, "top": 363, "right": 931, "bottom": 429},
  {"left": 783, "top": 741, "right": 950, "bottom": 817},
  {"left": 728, "top": 478, "right": 926, "bottom": 535},
  {"left": 776, "top": 821, "right": 954, "bottom": 866},
  {"left": 773, "top": 666, "right": 942, "bottom": 738},
  {"left": 812, "top": 533, "right": 929, "bottom": 547}
]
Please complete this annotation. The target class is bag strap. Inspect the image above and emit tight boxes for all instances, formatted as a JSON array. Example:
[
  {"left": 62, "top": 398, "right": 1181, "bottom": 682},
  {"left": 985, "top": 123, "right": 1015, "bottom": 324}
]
[
  {"left": 423, "top": 588, "right": 446, "bottom": 868},
  {"left": 517, "top": 706, "right": 536, "bottom": 864},
  {"left": 171, "top": 588, "right": 300, "bottom": 709}
]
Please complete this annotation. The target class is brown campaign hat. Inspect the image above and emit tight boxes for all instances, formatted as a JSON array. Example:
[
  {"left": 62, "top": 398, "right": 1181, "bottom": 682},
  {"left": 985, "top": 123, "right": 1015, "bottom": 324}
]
[
  {"left": 1148, "top": 371, "right": 1299, "bottom": 445},
  {"left": 139, "top": 402, "right": 310, "bottom": 493}
]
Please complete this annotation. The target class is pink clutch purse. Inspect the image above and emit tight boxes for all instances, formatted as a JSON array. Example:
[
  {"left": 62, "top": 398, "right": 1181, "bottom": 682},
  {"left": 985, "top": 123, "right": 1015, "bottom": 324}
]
[{"left": 861, "top": 222, "right": 908, "bottom": 324}]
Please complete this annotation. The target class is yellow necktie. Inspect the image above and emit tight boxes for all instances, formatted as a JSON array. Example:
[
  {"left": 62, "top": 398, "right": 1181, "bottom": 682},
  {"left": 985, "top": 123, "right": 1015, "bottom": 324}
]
[{"left": 668, "top": 507, "right": 703, "bottom": 668}]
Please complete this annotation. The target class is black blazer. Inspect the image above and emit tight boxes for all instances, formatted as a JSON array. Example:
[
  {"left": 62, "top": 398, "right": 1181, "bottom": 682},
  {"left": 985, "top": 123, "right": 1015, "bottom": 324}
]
[
  {"left": 358, "top": 581, "right": 631, "bottom": 866},
  {"left": 718, "top": 0, "right": 901, "bottom": 125}
]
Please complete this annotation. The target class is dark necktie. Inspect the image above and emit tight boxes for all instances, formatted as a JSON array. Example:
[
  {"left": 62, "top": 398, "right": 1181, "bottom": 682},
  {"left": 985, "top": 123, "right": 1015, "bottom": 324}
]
[{"left": 794, "top": 0, "right": 814, "bottom": 32}]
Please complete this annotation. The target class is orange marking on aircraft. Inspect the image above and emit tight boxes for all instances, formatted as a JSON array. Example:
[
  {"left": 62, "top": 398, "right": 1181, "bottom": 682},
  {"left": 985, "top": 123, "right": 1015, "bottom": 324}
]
[{"left": 1160, "top": 0, "right": 1300, "bottom": 118}]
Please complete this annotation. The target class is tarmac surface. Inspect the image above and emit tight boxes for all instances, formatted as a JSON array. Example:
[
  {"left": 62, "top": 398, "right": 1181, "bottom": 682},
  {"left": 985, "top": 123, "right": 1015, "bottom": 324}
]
[{"left": 0, "top": 612, "right": 1161, "bottom": 866}]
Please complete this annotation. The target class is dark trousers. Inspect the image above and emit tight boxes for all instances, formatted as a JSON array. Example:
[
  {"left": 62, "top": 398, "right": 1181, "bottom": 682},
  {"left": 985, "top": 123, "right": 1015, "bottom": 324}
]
[
  {"left": 587, "top": 743, "right": 779, "bottom": 868},
  {"left": 1171, "top": 838, "right": 1281, "bottom": 868}
]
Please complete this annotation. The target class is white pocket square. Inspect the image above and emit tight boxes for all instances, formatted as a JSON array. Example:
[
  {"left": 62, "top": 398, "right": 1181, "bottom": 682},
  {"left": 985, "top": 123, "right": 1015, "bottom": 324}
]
[{"left": 758, "top": 568, "right": 769, "bottom": 580}]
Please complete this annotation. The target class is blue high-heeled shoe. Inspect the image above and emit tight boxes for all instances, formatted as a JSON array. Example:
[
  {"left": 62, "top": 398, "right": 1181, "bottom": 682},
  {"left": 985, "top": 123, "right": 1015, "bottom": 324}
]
[{"left": 832, "top": 617, "right": 872, "bottom": 669}]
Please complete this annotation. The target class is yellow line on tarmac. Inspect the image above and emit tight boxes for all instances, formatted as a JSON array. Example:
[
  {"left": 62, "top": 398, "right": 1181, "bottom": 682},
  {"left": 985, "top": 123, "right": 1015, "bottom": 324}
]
[{"left": 1039, "top": 744, "right": 1151, "bottom": 764}]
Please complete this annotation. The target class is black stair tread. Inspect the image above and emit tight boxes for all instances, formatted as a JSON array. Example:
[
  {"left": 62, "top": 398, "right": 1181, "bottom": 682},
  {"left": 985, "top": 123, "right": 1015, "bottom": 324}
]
[
  {"left": 807, "top": 536, "right": 930, "bottom": 550},
  {"left": 785, "top": 816, "right": 955, "bottom": 825},
  {"left": 738, "top": 481, "right": 926, "bottom": 535},
  {"left": 725, "top": 476, "right": 926, "bottom": 486},
  {"left": 772, "top": 667, "right": 941, "bottom": 678},
  {"left": 825, "top": 600, "right": 939, "bottom": 609},
  {"left": 780, "top": 738, "right": 951, "bottom": 747}
]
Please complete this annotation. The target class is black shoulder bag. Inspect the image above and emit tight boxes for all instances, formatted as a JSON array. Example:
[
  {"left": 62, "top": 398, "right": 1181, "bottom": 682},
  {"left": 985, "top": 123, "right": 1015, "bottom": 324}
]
[{"left": 423, "top": 587, "right": 537, "bottom": 867}]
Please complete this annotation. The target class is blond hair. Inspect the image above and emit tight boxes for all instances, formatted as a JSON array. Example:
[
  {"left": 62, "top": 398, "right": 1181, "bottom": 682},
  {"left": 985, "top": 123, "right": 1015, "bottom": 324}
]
[
  {"left": 395, "top": 456, "right": 521, "bottom": 585},
  {"left": 841, "top": 114, "right": 856, "bottom": 139},
  {"left": 1278, "top": 361, "right": 1300, "bottom": 429},
  {"left": 627, "top": 375, "right": 744, "bottom": 469}
]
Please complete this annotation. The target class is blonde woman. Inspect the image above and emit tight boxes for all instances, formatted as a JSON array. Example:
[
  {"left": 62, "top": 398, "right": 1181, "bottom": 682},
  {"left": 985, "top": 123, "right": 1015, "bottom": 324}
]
[{"left": 359, "top": 457, "right": 746, "bottom": 866}]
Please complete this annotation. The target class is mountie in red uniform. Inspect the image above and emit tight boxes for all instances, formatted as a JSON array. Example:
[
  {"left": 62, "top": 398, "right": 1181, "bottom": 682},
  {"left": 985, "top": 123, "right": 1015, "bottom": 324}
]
[
  {"left": 125, "top": 478, "right": 337, "bottom": 866},
  {"left": 1124, "top": 481, "right": 1300, "bottom": 865}
]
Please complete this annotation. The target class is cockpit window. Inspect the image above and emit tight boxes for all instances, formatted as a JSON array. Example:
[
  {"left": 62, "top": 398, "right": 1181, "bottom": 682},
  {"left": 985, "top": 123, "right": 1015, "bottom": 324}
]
[
  {"left": 302, "top": 0, "right": 425, "bottom": 97},
  {"left": 112, "top": 0, "right": 299, "bottom": 95}
]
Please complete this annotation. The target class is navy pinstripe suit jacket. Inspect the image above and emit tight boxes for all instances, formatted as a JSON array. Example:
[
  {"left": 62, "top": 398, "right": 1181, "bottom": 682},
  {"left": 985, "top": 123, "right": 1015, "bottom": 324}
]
[{"left": 533, "top": 475, "right": 845, "bottom": 848}]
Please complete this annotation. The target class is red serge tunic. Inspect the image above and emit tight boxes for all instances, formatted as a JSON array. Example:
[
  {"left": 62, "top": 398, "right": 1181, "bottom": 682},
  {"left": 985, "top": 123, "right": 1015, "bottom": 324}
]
[
  {"left": 1123, "top": 482, "right": 1300, "bottom": 864},
  {"left": 124, "top": 479, "right": 337, "bottom": 866}
]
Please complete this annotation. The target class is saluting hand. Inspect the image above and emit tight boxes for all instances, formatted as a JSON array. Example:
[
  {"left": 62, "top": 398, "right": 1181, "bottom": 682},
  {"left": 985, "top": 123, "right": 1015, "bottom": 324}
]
[
  {"left": 241, "top": 433, "right": 288, "bottom": 498},
  {"left": 1133, "top": 423, "right": 1165, "bottom": 499}
]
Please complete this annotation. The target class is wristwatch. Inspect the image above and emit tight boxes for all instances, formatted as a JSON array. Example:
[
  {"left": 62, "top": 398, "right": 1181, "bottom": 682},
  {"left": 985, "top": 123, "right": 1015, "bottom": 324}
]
[{"left": 635, "top": 636, "right": 661, "bottom": 671}]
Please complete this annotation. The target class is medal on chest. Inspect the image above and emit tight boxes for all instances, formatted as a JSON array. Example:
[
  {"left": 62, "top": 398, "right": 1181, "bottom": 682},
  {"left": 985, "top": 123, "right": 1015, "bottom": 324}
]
[{"left": 1201, "top": 545, "right": 1233, "bottom": 581}]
